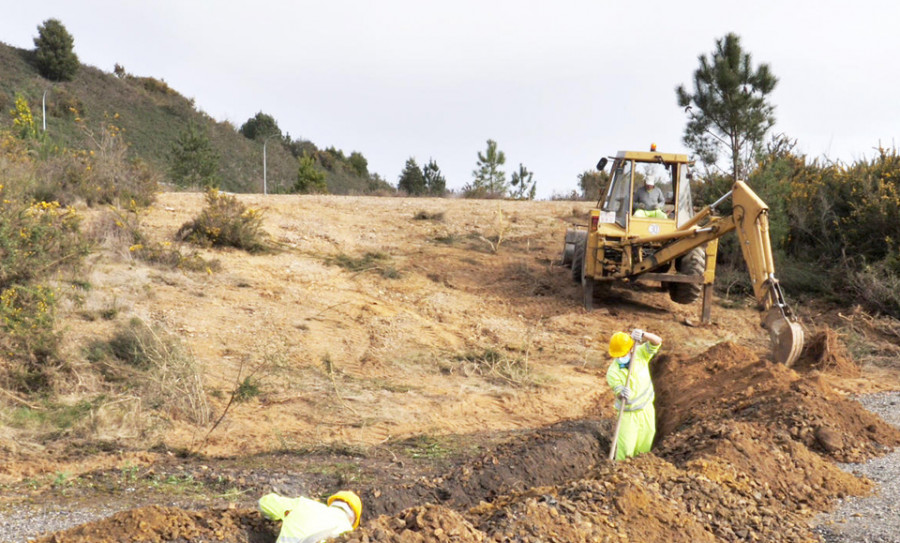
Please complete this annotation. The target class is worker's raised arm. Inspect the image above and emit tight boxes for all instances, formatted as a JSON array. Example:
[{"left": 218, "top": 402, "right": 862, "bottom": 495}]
[
  {"left": 632, "top": 329, "right": 661, "bottom": 346},
  {"left": 643, "top": 331, "right": 661, "bottom": 346}
]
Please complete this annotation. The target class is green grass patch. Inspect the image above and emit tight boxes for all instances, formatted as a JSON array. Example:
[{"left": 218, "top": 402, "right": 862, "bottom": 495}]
[
  {"left": 307, "top": 461, "right": 365, "bottom": 485},
  {"left": 8, "top": 398, "right": 100, "bottom": 430},
  {"left": 234, "top": 376, "right": 261, "bottom": 402},
  {"left": 402, "top": 435, "right": 454, "bottom": 460},
  {"left": 326, "top": 251, "right": 400, "bottom": 279}
]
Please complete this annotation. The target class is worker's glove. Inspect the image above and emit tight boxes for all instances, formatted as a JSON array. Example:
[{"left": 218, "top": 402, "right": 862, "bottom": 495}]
[
  {"left": 617, "top": 386, "right": 632, "bottom": 402},
  {"left": 653, "top": 203, "right": 663, "bottom": 210},
  {"left": 635, "top": 202, "right": 646, "bottom": 210},
  {"left": 631, "top": 329, "right": 644, "bottom": 342}
]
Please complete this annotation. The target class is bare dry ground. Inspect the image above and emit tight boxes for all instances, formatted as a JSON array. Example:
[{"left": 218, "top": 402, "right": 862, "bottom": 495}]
[{"left": 3, "top": 193, "right": 900, "bottom": 542}]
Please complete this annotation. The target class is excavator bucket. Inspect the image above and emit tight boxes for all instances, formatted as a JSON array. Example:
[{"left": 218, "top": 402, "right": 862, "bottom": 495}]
[{"left": 764, "top": 308, "right": 804, "bottom": 367}]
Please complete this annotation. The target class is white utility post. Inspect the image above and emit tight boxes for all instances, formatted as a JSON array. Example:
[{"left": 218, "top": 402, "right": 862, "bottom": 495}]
[
  {"left": 263, "top": 134, "right": 279, "bottom": 195},
  {"left": 42, "top": 90, "right": 47, "bottom": 132}
]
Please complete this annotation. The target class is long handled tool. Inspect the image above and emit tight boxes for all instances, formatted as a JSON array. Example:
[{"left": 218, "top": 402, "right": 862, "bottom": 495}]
[{"left": 608, "top": 345, "right": 635, "bottom": 461}]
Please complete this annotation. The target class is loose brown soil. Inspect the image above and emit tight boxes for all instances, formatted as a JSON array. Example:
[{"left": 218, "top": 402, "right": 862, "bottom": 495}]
[{"left": 4, "top": 194, "right": 900, "bottom": 542}]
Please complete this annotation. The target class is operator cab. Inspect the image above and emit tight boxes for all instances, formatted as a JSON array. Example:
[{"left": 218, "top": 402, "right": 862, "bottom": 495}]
[{"left": 596, "top": 145, "right": 695, "bottom": 235}]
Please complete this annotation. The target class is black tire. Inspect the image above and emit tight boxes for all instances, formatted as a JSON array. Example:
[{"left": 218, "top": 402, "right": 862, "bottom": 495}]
[
  {"left": 571, "top": 232, "right": 587, "bottom": 283},
  {"left": 562, "top": 242, "right": 574, "bottom": 267},
  {"left": 668, "top": 247, "right": 706, "bottom": 304}
]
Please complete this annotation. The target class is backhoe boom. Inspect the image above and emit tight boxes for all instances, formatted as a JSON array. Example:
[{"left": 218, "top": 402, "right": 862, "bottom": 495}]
[{"left": 613, "top": 181, "right": 803, "bottom": 365}]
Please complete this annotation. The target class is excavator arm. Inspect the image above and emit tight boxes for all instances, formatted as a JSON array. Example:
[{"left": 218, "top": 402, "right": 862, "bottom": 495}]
[{"left": 621, "top": 181, "right": 804, "bottom": 365}]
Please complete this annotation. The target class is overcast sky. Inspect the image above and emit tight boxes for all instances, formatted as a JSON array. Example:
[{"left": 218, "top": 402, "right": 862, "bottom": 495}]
[{"left": 3, "top": 1, "right": 898, "bottom": 198}]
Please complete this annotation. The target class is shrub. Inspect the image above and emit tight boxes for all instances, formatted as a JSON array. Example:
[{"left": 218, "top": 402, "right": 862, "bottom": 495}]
[
  {"left": 34, "top": 119, "right": 159, "bottom": 207},
  {"left": 176, "top": 189, "right": 270, "bottom": 253},
  {"left": 136, "top": 76, "right": 175, "bottom": 95},
  {"left": 293, "top": 153, "right": 328, "bottom": 194},
  {"left": 10, "top": 94, "right": 38, "bottom": 140},
  {"left": 846, "top": 260, "right": 900, "bottom": 317},
  {"left": 33, "top": 19, "right": 79, "bottom": 81},
  {"left": 0, "top": 284, "right": 60, "bottom": 392},
  {"left": 48, "top": 88, "right": 83, "bottom": 119},
  {"left": 0, "top": 197, "right": 89, "bottom": 289},
  {"left": 88, "top": 206, "right": 218, "bottom": 272}
]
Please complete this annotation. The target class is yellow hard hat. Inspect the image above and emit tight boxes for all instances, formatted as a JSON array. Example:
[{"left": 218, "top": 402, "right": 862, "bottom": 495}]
[
  {"left": 609, "top": 332, "right": 634, "bottom": 358},
  {"left": 328, "top": 490, "right": 362, "bottom": 529}
]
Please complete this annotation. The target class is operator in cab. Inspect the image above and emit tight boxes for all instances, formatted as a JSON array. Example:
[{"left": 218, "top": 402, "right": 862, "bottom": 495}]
[{"left": 633, "top": 178, "right": 667, "bottom": 218}]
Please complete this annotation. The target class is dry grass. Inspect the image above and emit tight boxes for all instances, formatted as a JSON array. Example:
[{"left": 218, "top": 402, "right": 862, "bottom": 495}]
[{"left": 90, "top": 318, "right": 210, "bottom": 426}]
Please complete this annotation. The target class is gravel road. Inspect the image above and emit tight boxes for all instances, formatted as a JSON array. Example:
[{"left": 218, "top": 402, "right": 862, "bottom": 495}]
[{"left": 814, "top": 391, "right": 900, "bottom": 543}]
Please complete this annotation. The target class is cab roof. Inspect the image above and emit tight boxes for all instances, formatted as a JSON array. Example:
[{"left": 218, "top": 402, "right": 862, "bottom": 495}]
[{"left": 614, "top": 150, "right": 690, "bottom": 163}]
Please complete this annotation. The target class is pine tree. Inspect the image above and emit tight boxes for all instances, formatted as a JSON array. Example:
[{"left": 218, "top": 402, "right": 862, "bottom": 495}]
[
  {"left": 471, "top": 140, "right": 507, "bottom": 196},
  {"left": 169, "top": 122, "right": 220, "bottom": 188},
  {"left": 676, "top": 33, "right": 777, "bottom": 181},
  {"left": 509, "top": 164, "right": 536, "bottom": 200},
  {"left": 294, "top": 153, "right": 328, "bottom": 193},
  {"left": 398, "top": 158, "right": 426, "bottom": 195},
  {"left": 423, "top": 159, "right": 446, "bottom": 196},
  {"left": 33, "top": 19, "right": 79, "bottom": 81},
  {"left": 578, "top": 170, "right": 610, "bottom": 201},
  {"left": 348, "top": 151, "right": 369, "bottom": 177},
  {"left": 239, "top": 112, "right": 281, "bottom": 141}
]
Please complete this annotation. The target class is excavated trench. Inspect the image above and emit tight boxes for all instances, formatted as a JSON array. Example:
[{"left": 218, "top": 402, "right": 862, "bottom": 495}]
[{"left": 32, "top": 330, "right": 900, "bottom": 543}]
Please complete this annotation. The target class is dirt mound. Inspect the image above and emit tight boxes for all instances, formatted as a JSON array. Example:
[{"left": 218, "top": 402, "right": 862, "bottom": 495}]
[
  {"left": 338, "top": 505, "right": 484, "bottom": 542},
  {"left": 793, "top": 327, "right": 860, "bottom": 377},
  {"left": 654, "top": 341, "right": 900, "bottom": 462},
  {"left": 30, "top": 505, "right": 274, "bottom": 543}
]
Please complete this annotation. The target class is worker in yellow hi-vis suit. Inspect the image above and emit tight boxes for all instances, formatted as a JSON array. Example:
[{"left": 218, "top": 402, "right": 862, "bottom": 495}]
[
  {"left": 606, "top": 328, "right": 662, "bottom": 460},
  {"left": 259, "top": 490, "right": 362, "bottom": 543}
]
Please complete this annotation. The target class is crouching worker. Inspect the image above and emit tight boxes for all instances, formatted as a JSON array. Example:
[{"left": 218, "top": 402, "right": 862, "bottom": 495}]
[
  {"left": 259, "top": 490, "right": 362, "bottom": 543},
  {"left": 606, "top": 328, "right": 662, "bottom": 460}
]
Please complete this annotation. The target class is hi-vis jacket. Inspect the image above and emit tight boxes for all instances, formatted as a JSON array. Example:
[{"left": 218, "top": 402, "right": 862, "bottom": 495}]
[
  {"left": 606, "top": 341, "right": 660, "bottom": 412},
  {"left": 259, "top": 493, "right": 353, "bottom": 543}
]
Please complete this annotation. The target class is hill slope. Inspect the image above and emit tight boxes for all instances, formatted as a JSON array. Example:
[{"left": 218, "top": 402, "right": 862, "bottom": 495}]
[
  {"left": 0, "top": 41, "right": 371, "bottom": 193},
  {"left": 1, "top": 193, "right": 899, "bottom": 543}
]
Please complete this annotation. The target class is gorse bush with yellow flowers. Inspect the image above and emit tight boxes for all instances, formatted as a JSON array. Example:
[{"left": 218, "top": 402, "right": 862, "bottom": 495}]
[
  {"left": 33, "top": 116, "right": 160, "bottom": 207},
  {"left": 0, "top": 192, "right": 90, "bottom": 392},
  {"left": 695, "top": 138, "right": 900, "bottom": 317},
  {"left": 0, "top": 196, "right": 89, "bottom": 290},
  {"left": 176, "top": 189, "right": 270, "bottom": 253}
]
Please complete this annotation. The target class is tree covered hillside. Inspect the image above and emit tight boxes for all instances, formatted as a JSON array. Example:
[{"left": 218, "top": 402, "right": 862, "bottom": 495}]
[{"left": 0, "top": 37, "right": 382, "bottom": 194}]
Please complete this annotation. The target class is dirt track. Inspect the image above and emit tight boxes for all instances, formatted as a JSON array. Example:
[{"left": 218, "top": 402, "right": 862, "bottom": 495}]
[{"left": 2, "top": 194, "right": 899, "bottom": 542}]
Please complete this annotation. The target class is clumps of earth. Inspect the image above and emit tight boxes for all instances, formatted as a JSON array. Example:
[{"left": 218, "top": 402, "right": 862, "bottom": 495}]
[{"left": 32, "top": 333, "right": 900, "bottom": 543}]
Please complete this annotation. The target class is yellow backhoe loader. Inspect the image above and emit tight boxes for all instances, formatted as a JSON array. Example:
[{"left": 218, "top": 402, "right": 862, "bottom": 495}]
[{"left": 562, "top": 146, "right": 804, "bottom": 365}]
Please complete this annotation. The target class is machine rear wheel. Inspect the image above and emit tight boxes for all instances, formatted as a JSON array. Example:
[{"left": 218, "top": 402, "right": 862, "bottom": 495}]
[
  {"left": 571, "top": 232, "right": 587, "bottom": 283},
  {"left": 668, "top": 247, "right": 706, "bottom": 304},
  {"left": 561, "top": 229, "right": 579, "bottom": 267}
]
